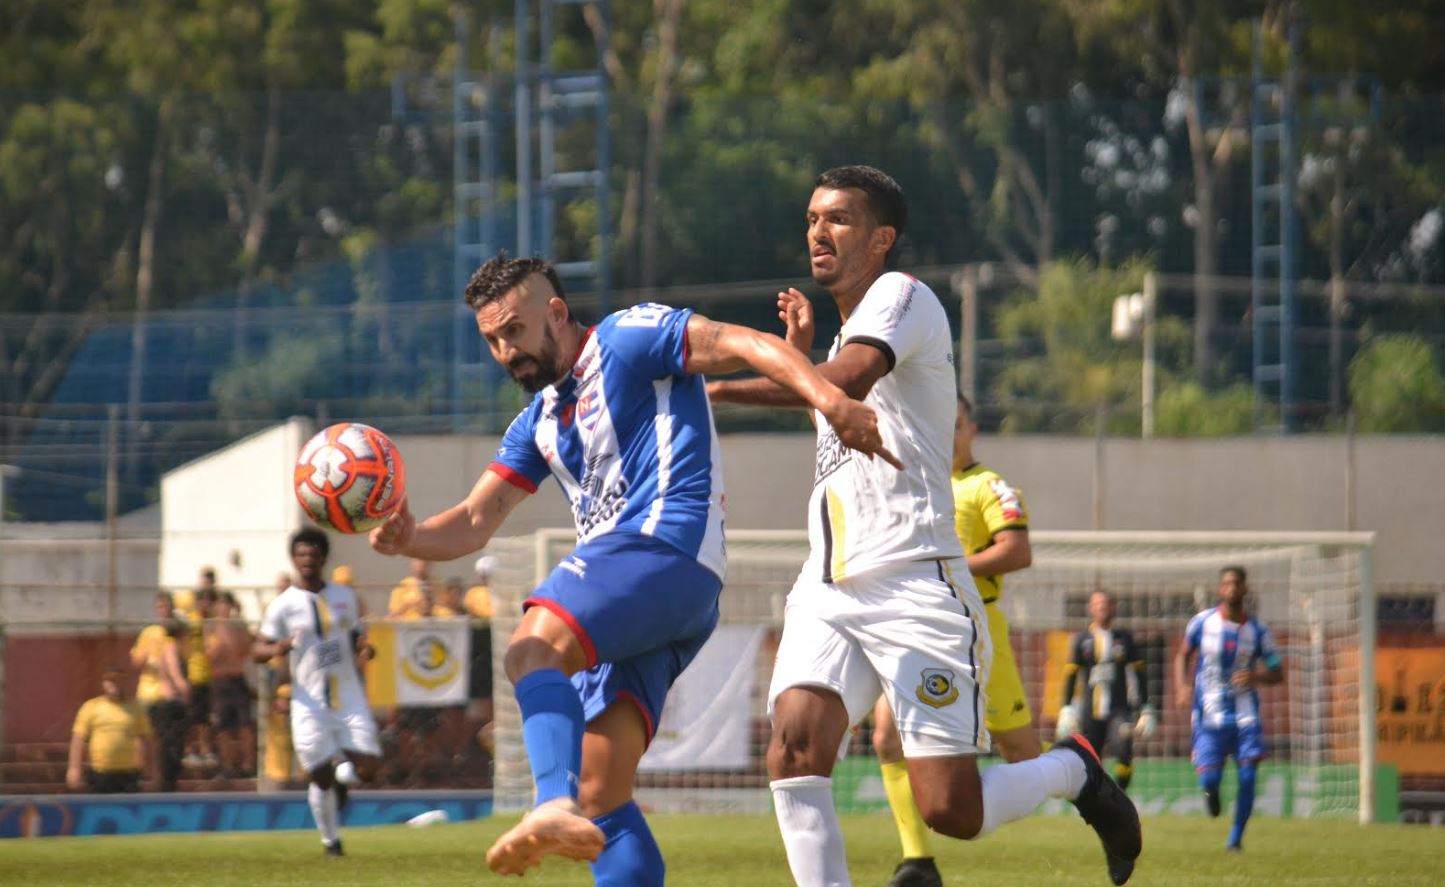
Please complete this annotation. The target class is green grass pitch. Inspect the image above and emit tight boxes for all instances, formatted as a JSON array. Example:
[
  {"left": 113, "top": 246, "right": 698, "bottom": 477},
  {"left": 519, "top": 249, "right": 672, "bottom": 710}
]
[{"left": 2, "top": 814, "right": 1438, "bottom": 886}]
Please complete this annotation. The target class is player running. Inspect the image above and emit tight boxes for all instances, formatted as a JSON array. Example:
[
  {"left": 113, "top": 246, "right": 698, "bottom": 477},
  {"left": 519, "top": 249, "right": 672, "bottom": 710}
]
[
  {"left": 858, "top": 393, "right": 1043, "bottom": 887},
  {"left": 1059, "top": 590, "right": 1157, "bottom": 792},
  {"left": 709, "top": 165, "right": 1142, "bottom": 886},
  {"left": 1174, "top": 566, "right": 1283, "bottom": 851},
  {"left": 370, "top": 253, "right": 895, "bottom": 883},
  {"left": 253, "top": 528, "right": 380, "bottom": 857}
]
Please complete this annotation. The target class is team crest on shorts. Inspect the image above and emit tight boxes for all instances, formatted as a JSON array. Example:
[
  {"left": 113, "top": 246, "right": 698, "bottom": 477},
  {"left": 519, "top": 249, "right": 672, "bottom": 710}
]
[{"left": 916, "top": 668, "right": 960, "bottom": 708}]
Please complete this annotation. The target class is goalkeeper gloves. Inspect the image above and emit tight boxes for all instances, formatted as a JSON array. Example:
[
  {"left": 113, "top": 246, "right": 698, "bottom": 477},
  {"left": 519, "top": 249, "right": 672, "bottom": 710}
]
[
  {"left": 1134, "top": 705, "right": 1158, "bottom": 740},
  {"left": 1055, "top": 704, "right": 1080, "bottom": 739}
]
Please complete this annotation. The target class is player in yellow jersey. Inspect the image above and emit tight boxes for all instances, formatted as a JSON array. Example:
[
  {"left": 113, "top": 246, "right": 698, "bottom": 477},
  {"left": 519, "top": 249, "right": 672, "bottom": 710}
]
[{"left": 873, "top": 393, "right": 1038, "bottom": 887}]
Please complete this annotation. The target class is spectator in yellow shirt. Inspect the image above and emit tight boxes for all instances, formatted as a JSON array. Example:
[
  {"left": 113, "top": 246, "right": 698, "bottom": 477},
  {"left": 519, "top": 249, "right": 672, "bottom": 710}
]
[
  {"left": 464, "top": 556, "right": 496, "bottom": 621},
  {"left": 68, "top": 667, "right": 154, "bottom": 793},
  {"left": 182, "top": 571, "right": 219, "bottom": 771},
  {"left": 434, "top": 578, "right": 467, "bottom": 619},
  {"left": 387, "top": 559, "right": 432, "bottom": 619},
  {"left": 131, "top": 593, "right": 189, "bottom": 791}
]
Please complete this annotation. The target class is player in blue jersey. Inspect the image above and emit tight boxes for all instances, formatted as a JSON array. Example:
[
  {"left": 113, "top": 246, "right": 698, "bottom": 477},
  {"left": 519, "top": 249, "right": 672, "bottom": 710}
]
[
  {"left": 370, "top": 253, "right": 897, "bottom": 883},
  {"left": 1173, "top": 565, "right": 1284, "bottom": 851}
]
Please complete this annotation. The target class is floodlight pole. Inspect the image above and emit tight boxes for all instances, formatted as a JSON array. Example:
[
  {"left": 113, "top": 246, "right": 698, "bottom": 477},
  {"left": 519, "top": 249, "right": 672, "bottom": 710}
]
[{"left": 1142, "top": 272, "right": 1157, "bottom": 440}]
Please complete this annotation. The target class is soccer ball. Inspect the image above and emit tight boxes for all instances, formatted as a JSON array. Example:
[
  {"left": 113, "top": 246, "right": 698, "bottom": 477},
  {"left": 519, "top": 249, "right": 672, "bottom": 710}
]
[{"left": 293, "top": 422, "right": 407, "bottom": 534}]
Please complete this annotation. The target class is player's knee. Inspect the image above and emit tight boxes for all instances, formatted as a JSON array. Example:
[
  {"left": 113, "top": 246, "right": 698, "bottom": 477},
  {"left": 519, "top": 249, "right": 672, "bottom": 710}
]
[
  {"left": 765, "top": 723, "right": 832, "bottom": 779},
  {"left": 502, "top": 636, "right": 568, "bottom": 683},
  {"left": 918, "top": 797, "right": 984, "bottom": 840}
]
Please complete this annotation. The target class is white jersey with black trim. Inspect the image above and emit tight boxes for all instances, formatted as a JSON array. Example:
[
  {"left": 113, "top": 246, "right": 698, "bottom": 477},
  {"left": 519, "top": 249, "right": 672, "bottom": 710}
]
[
  {"left": 803, "top": 271, "right": 964, "bottom": 583},
  {"left": 258, "top": 583, "right": 368, "bottom": 714}
]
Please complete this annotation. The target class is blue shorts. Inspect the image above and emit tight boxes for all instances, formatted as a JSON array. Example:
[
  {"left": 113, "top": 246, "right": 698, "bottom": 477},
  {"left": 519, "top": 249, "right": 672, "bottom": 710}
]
[
  {"left": 1191, "top": 721, "right": 1266, "bottom": 770},
  {"left": 525, "top": 531, "right": 722, "bottom": 744}
]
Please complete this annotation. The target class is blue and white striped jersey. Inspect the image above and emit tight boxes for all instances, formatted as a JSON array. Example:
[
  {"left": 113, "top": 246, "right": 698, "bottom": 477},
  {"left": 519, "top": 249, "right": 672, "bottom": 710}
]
[
  {"left": 488, "top": 303, "right": 726, "bottom": 579},
  {"left": 1185, "top": 607, "right": 1281, "bottom": 730}
]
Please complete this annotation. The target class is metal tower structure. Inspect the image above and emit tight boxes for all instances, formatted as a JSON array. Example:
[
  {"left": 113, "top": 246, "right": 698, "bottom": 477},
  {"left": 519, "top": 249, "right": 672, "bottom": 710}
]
[
  {"left": 515, "top": 0, "right": 612, "bottom": 309},
  {"left": 1249, "top": 17, "right": 1379, "bottom": 432},
  {"left": 444, "top": 3, "right": 612, "bottom": 429},
  {"left": 1250, "top": 18, "right": 1301, "bottom": 433}
]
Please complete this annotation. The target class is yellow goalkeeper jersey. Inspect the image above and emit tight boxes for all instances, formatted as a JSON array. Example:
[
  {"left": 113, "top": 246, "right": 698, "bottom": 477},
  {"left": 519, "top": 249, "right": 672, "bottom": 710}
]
[{"left": 952, "top": 463, "right": 1029, "bottom": 604}]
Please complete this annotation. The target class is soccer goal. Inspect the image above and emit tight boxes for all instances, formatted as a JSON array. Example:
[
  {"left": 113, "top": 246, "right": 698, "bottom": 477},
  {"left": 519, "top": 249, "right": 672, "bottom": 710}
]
[{"left": 485, "top": 530, "right": 1377, "bottom": 824}]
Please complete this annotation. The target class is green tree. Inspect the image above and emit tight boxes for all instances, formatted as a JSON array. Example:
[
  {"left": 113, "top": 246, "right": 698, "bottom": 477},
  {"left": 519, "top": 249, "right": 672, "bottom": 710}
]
[
  {"left": 1153, "top": 381, "right": 1255, "bottom": 436},
  {"left": 1347, "top": 334, "right": 1445, "bottom": 432}
]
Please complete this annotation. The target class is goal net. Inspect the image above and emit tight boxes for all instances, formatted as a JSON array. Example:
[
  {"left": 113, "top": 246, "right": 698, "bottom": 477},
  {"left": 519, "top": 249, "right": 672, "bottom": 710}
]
[{"left": 486, "top": 530, "right": 1377, "bottom": 823}]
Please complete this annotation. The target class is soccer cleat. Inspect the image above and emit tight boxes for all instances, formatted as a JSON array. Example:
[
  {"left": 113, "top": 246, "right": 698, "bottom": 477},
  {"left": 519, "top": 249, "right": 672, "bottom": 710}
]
[
  {"left": 1204, "top": 789, "right": 1221, "bottom": 818},
  {"left": 485, "top": 798, "right": 605, "bottom": 876},
  {"left": 324, "top": 839, "right": 344, "bottom": 857},
  {"left": 334, "top": 782, "right": 350, "bottom": 813},
  {"left": 1057, "top": 734, "right": 1142, "bottom": 886},
  {"left": 886, "top": 857, "right": 943, "bottom": 887}
]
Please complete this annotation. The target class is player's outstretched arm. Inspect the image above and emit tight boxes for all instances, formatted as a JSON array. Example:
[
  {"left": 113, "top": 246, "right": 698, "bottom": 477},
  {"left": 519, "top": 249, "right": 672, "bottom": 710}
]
[
  {"left": 685, "top": 314, "right": 901, "bottom": 469},
  {"left": 369, "top": 468, "right": 530, "bottom": 562}
]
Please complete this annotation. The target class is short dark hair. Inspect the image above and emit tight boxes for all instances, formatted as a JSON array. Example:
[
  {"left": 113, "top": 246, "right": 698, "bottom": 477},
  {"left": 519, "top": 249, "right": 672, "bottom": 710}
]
[
  {"left": 1220, "top": 565, "right": 1248, "bottom": 583},
  {"left": 464, "top": 252, "right": 567, "bottom": 311},
  {"left": 815, "top": 165, "right": 908, "bottom": 242},
  {"left": 290, "top": 527, "right": 330, "bottom": 558}
]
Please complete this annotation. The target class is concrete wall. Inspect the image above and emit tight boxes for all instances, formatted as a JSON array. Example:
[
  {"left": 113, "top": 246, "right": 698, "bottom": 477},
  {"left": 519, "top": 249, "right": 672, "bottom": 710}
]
[
  {"left": 160, "top": 419, "right": 313, "bottom": 593},
  {"left": 359, "top": 431, "right": 1441, "bottom": 586},
  {"left": 5, "top": 428, "right": 1441, "bottom": 624}
]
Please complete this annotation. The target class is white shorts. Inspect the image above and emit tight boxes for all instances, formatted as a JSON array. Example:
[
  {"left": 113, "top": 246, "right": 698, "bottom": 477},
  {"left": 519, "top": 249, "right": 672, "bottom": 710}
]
[
  {"left": 768, "top": 558, "right": 993, "bottom": 757},
  {"left": 291, "top": 703, "right": 381, "bottom": 773}
]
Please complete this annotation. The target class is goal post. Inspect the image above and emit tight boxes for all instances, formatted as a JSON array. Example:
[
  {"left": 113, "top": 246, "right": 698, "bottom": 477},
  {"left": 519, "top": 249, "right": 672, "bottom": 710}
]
[{"left": 486, "top": 529, "right": 1377, "bottom": 823}]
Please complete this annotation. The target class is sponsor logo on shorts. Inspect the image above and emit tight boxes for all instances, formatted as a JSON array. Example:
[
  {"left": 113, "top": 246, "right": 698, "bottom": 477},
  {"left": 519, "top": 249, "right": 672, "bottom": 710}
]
[{"left": 916, "top": 667, "right": 960, "bottom": 708}]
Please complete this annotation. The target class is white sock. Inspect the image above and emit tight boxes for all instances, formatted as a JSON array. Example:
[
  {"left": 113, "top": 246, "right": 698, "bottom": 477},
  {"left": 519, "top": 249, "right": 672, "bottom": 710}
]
[
  {"left": 977, "top": 749, "right": 1088, "bottom": 837},
  {"left": 308, "top": 782, "right": 340, "bottom": 844},
  {"left": 771, "top": 776, "right": 852, "bottom": 887},
  {"left": 334, "top": 760, "right": 360, "bottom": 786}
]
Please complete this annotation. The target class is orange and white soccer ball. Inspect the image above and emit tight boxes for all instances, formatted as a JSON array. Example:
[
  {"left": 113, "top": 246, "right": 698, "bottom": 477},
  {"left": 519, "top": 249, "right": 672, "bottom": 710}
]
[{"left": 293, "top": 422, "right": 407, "bottom": 534}]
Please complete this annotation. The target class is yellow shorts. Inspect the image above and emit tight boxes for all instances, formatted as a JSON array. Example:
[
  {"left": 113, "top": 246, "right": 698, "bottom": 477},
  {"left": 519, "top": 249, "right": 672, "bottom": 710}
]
[{"left": 984, "top": 602, "right": 1034, "bottom": 734}]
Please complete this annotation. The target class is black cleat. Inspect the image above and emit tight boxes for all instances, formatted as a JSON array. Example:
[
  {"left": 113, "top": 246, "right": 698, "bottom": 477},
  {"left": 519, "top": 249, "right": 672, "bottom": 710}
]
[
  {"left": 324, "top": 839, "right": 344, "bottom": 857},
  {"left": 886, "top": 857, "right": 943, "bottom": 887},
  {"left": 1057, "top": 734, "right": 1142, "bottom": 886},
  {"left": 335, "top": 782, "right": 350, "bottom": 812},
  {"left": 1204, "top": 789, "right": 1221, "bottom": 818}
]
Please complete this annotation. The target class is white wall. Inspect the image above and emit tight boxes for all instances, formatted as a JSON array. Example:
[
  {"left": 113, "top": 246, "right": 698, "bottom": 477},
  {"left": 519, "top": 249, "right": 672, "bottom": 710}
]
[{"left": 160, "top": 419, "right": 313, "bottom": 593}]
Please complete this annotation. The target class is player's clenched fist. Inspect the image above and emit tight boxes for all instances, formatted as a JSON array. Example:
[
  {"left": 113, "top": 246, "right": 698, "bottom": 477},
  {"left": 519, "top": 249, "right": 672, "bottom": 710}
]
[
  {"left": 821, "top": 397, "right": 903, "bottom": 470},
  {"left": 369, "top": 499, "right": 415, "bottom": 555}
]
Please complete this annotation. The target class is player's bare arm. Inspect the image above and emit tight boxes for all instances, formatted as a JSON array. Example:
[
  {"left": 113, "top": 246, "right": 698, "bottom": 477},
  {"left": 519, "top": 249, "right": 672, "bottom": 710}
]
[
  {"left": 705, "top": 338, "right": 890, "bottom": 408},
  {"left": 683, "top": 314, "right": 901, "bottom": 468},
  {"left": 1233, "top": 659, "right": 1285, "bottom": 688},
  {"left": 369, "top": 468, "right": 530, "bottom": 560},
  {"left": 967, "top": 527, "right": 1032, "bottom": 576},
  {"left": 252, "top": 634, "right": 293, "bottom": 664},
  {"left": 1173, "top": 644, "right": 1195, "bottom": 710}
]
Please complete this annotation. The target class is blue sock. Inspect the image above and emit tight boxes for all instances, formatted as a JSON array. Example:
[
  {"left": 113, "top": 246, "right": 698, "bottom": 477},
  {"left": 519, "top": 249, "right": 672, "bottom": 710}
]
[
  {"left": 590, "top": 801, "right": 664, "bottom": 887},
  {"left": 515, "top": 669, "right": 585, "bottom": 805},
  {"left": 1200, "top": 767, "right": 1223, "bottom": 795},
  {"left": 1229, "top": 763, "right": 1257, "bottom": 848}
]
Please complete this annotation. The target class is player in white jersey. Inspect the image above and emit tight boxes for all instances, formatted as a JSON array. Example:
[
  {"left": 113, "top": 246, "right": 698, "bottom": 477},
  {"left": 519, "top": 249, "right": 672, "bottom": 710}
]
[
  {"left": 709, "top": 165, "right": 1142, "bottom": 886},
  {"left": 253, "top": 528, "right": 380, "bottom": 857}
]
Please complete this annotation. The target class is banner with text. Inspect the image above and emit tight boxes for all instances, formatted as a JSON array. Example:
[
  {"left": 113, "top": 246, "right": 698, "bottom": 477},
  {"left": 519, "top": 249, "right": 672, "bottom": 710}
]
[
  {"left": 639, "top": 625, "right": 766, "bottom": 772},
  {"left": 365, "top": 620, "right": 470, "bottom": 708},
  {"left": 1376, "top": 646, "right": 1445, "bottom": 775}
]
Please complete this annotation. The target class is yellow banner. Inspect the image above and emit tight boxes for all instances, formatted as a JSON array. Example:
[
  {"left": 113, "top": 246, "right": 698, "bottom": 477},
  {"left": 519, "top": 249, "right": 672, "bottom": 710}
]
[
  {"left": 364, "top": 620, "right": 469, "bottom": 708},
  {"left": 1376, "top": 647, "right": 1445, "bottom": 775}
]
